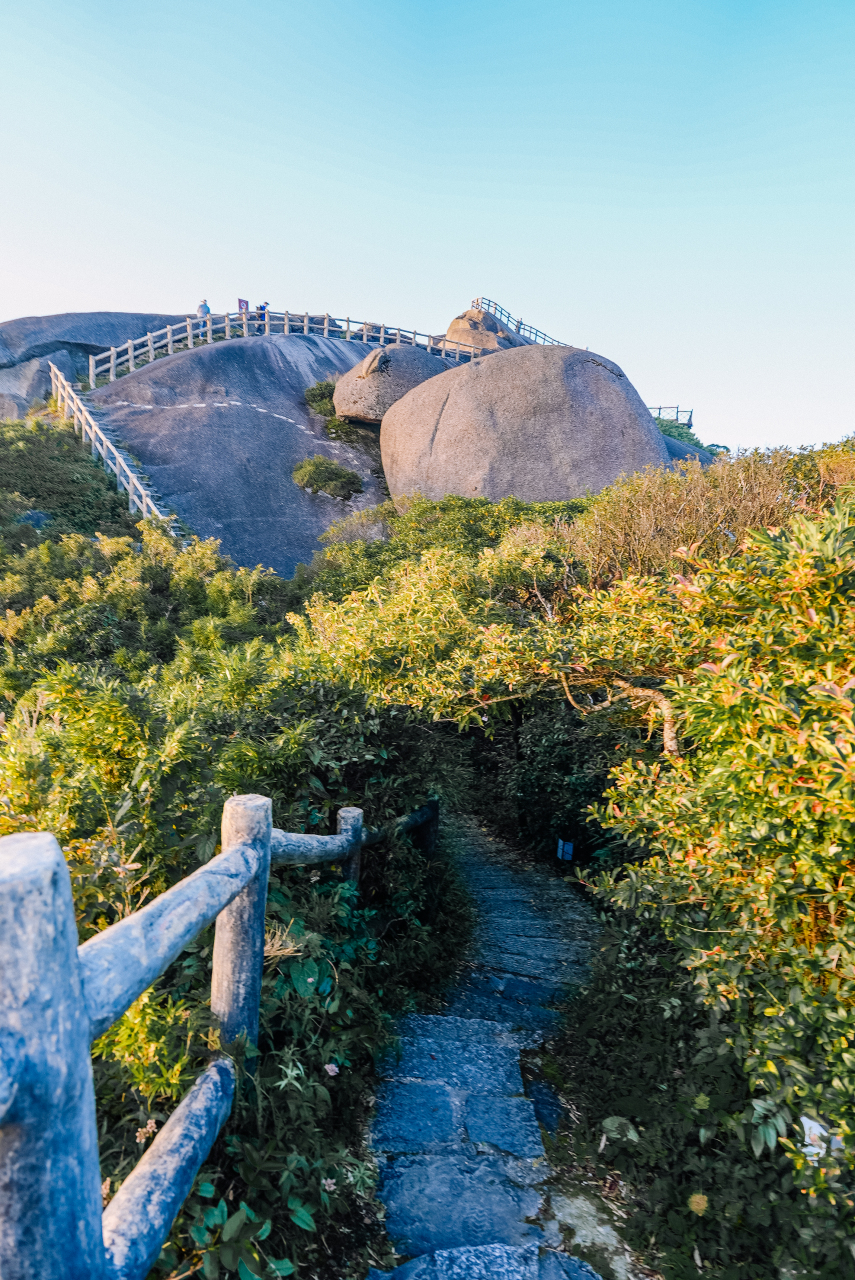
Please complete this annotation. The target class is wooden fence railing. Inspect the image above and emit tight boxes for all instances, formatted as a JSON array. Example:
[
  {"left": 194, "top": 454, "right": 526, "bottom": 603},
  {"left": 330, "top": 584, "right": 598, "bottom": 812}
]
[
  {"left": 0, "top": 794, "right": 438, "bottom": 1280},
  {"left": 88, "top": 311, "right": 490, "bottom": 386},
  {"left": 49, "top": 362, "right": 171, "bottom": 525}
]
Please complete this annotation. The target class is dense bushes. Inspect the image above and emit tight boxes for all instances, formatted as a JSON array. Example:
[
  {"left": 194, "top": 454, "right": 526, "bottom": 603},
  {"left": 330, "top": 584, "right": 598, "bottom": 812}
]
[
  {"left": 288, "top": 453, "right": 855, "bottom": 1277},
  {"left": 0, "top": 438, "right": 475, "bottom": 1276},
  {"left": 9, "top": 420, "right": 855, "bottom": 1275},
  {"left": 0, "top": 413, "right": 139, "bottom": 552}
]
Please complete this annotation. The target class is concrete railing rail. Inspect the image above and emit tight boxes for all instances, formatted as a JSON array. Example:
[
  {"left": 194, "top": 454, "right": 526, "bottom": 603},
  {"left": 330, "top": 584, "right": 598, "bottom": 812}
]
[
  {"left": 49, "top": 362, "right": 171, "bottom": 525},
  {"left": 88, "top": 311, "right": 492, "bottom": 386},
  {"left": 470, "top": 296, "right": 566, "bottom": 346},
  {"left": 0, "top": 794, "right": 438, "bottom": 1280}
]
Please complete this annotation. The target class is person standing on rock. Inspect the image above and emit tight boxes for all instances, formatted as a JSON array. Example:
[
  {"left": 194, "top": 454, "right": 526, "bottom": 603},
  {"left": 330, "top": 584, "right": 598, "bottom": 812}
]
[{"left": 197, "top": 299, "right": 210, "bottom": 342}]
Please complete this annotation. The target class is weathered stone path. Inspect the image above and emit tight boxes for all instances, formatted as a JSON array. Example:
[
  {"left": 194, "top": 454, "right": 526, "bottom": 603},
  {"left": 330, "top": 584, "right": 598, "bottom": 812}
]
[{"left": 368, "top": 823, "right": 603, "bottom": 1280}]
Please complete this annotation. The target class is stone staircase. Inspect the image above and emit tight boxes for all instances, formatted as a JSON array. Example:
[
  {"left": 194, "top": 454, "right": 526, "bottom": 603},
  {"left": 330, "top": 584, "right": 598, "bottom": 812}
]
[{"left": 368, "top": 826, "right": 605, "bottom": 1280}]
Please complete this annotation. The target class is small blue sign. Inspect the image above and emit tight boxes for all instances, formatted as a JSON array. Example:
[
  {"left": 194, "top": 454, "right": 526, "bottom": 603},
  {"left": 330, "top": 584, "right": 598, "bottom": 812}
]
[{"left": 557, "top": 839, "right": 574, "bottom": 862}]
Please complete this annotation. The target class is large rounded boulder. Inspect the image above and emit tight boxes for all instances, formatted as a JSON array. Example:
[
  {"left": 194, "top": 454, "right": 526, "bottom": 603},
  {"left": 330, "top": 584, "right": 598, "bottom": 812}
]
[
  {"left": 380, "top": 343, "right": 672, "bottom": 502},
  {"left": 332, "top": 344, "right": 452, "bottom": 423}
]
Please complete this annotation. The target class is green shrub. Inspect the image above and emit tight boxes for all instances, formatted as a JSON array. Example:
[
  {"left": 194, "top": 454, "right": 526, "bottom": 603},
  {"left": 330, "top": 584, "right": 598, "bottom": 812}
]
[
  {"left": 292, "top": 455, "right": 364, "bottom": 501},
  {"left": 304, "top": 381, "right": 336, "bottom": 418},
  {"left": 0, "top": 518, "right": 473, "bottom": 1276},
  {"left": 0, "top": 414, "right": 139, "bottom": 552}
]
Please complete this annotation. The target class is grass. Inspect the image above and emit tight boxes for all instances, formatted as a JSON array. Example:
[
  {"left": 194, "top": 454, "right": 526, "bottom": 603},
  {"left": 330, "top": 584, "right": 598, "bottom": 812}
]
[{"left": 0, "top": 411, "right": 139, "bottom": 555}]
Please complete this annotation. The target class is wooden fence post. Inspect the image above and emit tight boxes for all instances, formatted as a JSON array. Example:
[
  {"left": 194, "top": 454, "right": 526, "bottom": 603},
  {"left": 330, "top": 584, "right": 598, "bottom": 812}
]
[
  {"left": 0, "top": 832, "right": 106, "bottom": 1280},
  {"left": 225, "top": 313, "right": 231, "bottom": 340},
  {"left": 89, "top": 355, "right": 96, "bottom": 390},
  {"left": 127, "top": 339, "right": 134, "bottom": 373},
  {"left": 167, "top": 325, "right": 173, "bottom": 355},
  {"left": 207, "top": 315, "right": 213, "bottom": 344},
  {"left": 337, "top": 807, "right": 364, "bottom": 886},
  {"left": 210, "top": 795, "right": 272, "bottom": 1048},
  {"left": 147, "top": 333, "right": 154, "bottom": 364},
  {"left": 303, "top": 312, "right": 308, "bottom": 335},
  {"left": 324, "top": 313, "right": 329, "bottom": 337},
  {"left": 109, "top": 347, "right": 117, "bottom": 381},
  {"left": 242, "top": 310, "right": 249, "bottom": 338},
  {"left": 186, "top": 317, "right": 193, "bottom": 350}
]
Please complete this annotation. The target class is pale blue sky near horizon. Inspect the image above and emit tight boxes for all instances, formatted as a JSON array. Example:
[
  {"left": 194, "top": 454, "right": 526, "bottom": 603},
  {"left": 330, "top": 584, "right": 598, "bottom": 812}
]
[{"left": 2, "top": 1, "right": 852, "bottom": 451}]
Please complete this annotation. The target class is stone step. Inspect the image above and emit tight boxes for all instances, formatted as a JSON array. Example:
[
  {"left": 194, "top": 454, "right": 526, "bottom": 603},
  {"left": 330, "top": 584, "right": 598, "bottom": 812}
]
[
  {"left": 368, "top": 1244, "right": 601, "bottom": 1280},
  {"left": 372, "top": 1081, "right": 545, "bottom": 1159},
  {"left": 381, "top": 1037, "right": 524, "bottom": 1094},
  {"left": 378, "top": 1153, "right": 544, "bottom": 1255},
  {"left": 399, "top": 1014, "right": 522, "bottom": 1045}
]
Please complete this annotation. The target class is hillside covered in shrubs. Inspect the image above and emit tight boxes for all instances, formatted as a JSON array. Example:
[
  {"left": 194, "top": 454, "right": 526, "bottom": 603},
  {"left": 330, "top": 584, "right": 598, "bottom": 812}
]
[{"left": 4, "top": 405, "right": 855, "bottom": 1277}]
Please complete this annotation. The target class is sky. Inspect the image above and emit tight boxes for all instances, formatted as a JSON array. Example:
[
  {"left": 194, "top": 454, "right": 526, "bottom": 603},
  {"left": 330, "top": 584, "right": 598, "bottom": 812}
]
[{"left": 2, "top": 0, "right": 853, "bottom": 451}]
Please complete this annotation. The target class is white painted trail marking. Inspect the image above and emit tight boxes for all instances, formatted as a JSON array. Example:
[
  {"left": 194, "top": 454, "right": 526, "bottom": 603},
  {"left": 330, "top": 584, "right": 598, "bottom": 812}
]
[{"left": 193, "top": 403, "right": 206, "bottom": 407}]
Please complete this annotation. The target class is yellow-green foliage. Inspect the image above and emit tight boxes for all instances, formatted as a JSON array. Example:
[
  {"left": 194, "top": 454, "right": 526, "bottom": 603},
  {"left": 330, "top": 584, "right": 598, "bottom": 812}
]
[{"left": 285, "top": 458, "right": 855, "bottom": 1276}]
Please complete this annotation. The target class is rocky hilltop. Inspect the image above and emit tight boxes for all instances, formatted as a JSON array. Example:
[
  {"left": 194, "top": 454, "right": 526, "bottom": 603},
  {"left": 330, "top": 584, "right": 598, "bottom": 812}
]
[{"left": 0, "top": 302, "right": 707, "bottom": 573}]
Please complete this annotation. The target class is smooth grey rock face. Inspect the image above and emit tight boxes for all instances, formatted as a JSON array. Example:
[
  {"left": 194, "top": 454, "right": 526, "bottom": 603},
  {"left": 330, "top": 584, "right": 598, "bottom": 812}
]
[
  {"left": 445, "top": 308, "right": 534, "bottom": 352},
  {"left": 0, "top": 350, "right": 76, "bottom": 417},
  {"left": 381, "top": 344, "right": 672, "bottom": 502},
  {"left": 0, "top": 312, "right": 188, "bottom": 369},
  {"left": 661, "top": 433, "right": 713, "bottom": 466},
  {"left": 332, "top": 344, "right": 453, "bottom": 423},
  {"left": 89, "top": 334, "right": 379, "bottom": 576}
]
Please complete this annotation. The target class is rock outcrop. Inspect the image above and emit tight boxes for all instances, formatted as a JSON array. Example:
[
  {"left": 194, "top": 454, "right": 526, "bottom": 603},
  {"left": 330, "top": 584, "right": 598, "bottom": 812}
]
[
  {"left": 333, "top": 344, "right": 453, "bottom": 423},
  {"left": 444, "top": 308, "right": 535, "bottom": 354},
  {"left": 0, "top": 349, "right": 76, "bottom": 418},
  {"left": 0, "top": 312, "right": 188, "bottom": 372},
  {"left": 381, "top": 344, "right": 671, "bottom": 503},
  {"left": 661, "top": 434, "right": 713, "bottom": 466},
  {"left": 89, "top": 334, "right": 381, "bottom": 576}
]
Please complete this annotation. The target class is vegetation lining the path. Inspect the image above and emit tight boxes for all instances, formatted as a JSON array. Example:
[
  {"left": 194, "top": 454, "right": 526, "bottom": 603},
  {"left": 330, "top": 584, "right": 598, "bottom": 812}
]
[
  {"left": 8, "top": 419, "right": 855, "bottom": 1276},
  {"left": 0, "top": 425, "right": 473, "bottom": 1276},
  {"left": 286, "top": 441, "right": 855, "bottom": 1279}
]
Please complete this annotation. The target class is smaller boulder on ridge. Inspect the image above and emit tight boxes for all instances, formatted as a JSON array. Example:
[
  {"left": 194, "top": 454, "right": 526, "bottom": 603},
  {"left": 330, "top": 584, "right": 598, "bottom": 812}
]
[{"left": 333, "top": 344, "right": 453, "bottom": 424}]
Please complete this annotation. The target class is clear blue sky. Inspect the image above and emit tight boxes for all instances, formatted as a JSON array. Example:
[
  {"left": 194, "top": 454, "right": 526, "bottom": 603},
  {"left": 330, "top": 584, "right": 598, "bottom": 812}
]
[{"left": 3, "top": 1, "right": 853, "bottom": 450}]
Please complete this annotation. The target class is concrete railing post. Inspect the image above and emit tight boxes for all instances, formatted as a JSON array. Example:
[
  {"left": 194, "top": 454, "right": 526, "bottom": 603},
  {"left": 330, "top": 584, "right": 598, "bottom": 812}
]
[
  {"left": 337, "top": 807, "right": 364, "bottom": 886},
  {"left": 210, "top": 795, "right": 272, "bottom": 1048},
  {"left": 0, "top": 832, "right": 105, "bottom": 1280}
]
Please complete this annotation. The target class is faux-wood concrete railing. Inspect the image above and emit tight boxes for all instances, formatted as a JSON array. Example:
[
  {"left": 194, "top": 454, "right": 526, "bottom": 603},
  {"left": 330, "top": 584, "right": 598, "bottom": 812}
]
[
  {"left": 87, "top": 311, "right": 491, "bottom": 386},
  {"left": 0, "top": 794, "right": 437, "bottom": 1280},
  {"left": 49, "top": 361, "right": 170, "bottom": 524}
]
